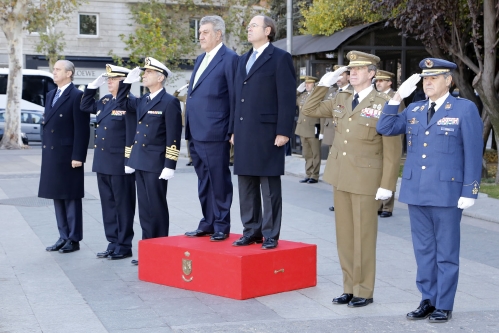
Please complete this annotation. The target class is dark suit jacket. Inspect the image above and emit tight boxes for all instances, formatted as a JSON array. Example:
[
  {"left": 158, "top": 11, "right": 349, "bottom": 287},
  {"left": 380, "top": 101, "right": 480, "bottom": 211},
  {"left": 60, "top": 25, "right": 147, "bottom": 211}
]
[
  {"left": 81, "top": 89, "right": 137, "bottom": 175},
  {"left": 185, "top": 44, "right": 238, "bottom": 142},
  {"left": 116, "top": 82, "right": 182, "bottom": 173},
  {"left": 230, "top": 44, "right": 296, "bottom": 176},
  {"left": 38, "top": 83, "right": 90, "bottom": 199}
]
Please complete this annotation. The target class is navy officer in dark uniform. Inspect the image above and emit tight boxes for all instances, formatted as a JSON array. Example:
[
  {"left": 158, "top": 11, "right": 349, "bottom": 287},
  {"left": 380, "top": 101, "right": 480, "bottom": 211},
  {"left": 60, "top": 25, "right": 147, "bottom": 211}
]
[
  {"left": 377, "top": 58, "right": 483, "bottom": 323},
  {"left": 81, "top": 65, "right": 137, "bottom": 260},
  {"left": 40, "top": 60, "right": 90, "bottom": 254},
  {"left": 116, "top": 57, "right": 182, "bottom": 265}
]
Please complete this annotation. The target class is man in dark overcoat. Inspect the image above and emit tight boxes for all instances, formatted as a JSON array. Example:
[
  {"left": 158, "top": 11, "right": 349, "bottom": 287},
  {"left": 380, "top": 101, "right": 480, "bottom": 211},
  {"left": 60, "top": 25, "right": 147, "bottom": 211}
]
[
  {"left": 80, "top": 64, "right": 137, "bottom": 260},
  {"left": 229, "top": 15, "right": 296, "bottom": 250},
  {"left": 40, "top": 60, "right": 90, "bottom": 254}
]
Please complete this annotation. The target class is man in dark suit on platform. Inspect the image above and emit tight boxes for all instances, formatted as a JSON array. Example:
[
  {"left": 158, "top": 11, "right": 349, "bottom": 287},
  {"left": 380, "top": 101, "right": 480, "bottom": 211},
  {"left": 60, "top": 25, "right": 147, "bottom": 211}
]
[
  {"left": 40, "top": 60, "right": 90, "bottom": 254},
  {"left": 230, "top": 15, "right": 296, "bottom": 250},
  {"left": 184, "top": 15, "right": 238, "bottom": 242},
  {"left": 80, "top": 65, "right": 137, "bottom": 260},
  {"left": 116, "top": 57, "right": 182, "bottom": 265}
]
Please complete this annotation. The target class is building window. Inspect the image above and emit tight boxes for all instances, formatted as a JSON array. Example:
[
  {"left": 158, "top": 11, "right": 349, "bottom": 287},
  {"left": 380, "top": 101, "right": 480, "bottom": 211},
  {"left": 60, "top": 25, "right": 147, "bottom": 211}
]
[
  {"left": 190, "top": 18, "right": 200, "bottom": 42},
  {"left": 79, "top": 13, "right": 98, "bottom": 37}
]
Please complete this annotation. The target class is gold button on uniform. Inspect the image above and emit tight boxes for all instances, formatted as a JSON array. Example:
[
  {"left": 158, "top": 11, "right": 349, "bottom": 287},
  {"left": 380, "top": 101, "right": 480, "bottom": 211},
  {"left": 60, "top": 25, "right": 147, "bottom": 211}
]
[
  {"left": 142, "top": 144, "right": 145, "bottom": 146},
  {"left": 139, "top": 121, "right": 142, "bottom": 124},
  {"left": 366, "top": 123, "right": 369, "bottom": 126},
  {"left": 342, "top": 152, "right": 346, "bottom": 156},
  {"left": 425, "top": 131, "right": 429, "bottom": 135},
  {"left": 422, "top": 154, "right": 426, "bottom": 158},
  {"left": 451, "top": 177, "right": 455, "bottom": 181},
  {"left": 348, "top": 118, "right": 352, "bottom": 121},
  {"left": 422, "top": 166, "right": 426, "bottom": 170},
  {"left": 445, "top": 132, "right": 448, "bottom": 135},
  {"left": 344, "top": 140, "right": 347, "bottom": 144},
  {"left": 424, "top": 143, "right": 428, "bottom": 147},
  {"left": 346, "top": 129, "right": 350, "bottom": 133},
  {"left": 135, "top": 141, "right": 137, "bottom": 143}
]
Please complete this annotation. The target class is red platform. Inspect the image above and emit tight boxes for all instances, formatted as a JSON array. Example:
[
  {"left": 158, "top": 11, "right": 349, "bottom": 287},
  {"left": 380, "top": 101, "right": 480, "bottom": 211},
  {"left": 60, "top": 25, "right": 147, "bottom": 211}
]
[{"left": 138, "top": 234, "right": 317, "bottom": 300}]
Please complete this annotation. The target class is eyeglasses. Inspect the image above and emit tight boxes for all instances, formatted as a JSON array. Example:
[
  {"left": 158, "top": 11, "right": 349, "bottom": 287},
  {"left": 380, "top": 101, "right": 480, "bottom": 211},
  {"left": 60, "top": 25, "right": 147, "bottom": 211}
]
[{"left": 246, "top": 23, "right": 265, "bottom": 30}]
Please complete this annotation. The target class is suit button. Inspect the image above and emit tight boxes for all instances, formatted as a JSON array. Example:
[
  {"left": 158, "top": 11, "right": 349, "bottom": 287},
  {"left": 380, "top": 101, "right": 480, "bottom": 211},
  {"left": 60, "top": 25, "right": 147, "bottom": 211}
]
[
  {"left": 95, "top": 135, "right": 97, "bottom": 138},
  {"left": 102, "top": 138, "right": 104, "bottom": 140},
  {"left": 244, "top": 82, "right": 247, "bottom": 85},
  {"left": 94, "top": 145, "right": 97, "bottom": 148},
  {"left": 137, "top": 131, "right": 139, "bottom": 134},
  {"left": 102, "top": 148, "right": 104, "bottom": 151},
  {"left": 96, "top": 125, "right": 99, "bottom": 128},
  {"left": 342, "top": 152, "right": 346, "bottom": 156},
  {"left": 105, "top": 127, "right": 107, "bottom": 130},
  {"left": 144, "top": 134, "right": 146, "bottom": 137},
  {"left": 43, "top": 145, "right": 46, "bottom": 148},
  {"left": 139, "top": 122, "right": 142, "bottom": 124},
  {"left": 346, "top": 129, "right": 350, "bottom": 132},
  {"left": 241, "top": 99, "right": 244, "bottom": 102},
  {"left": 146, "top": 124, "right": 149, "bottom": 127},
  {"left": 344, "top": 140, "right": 347, "bottom": 144},
  {"left": 135, "top": 141, "right": 137, "bottom": 143},
  {"left": 422, "top": 166, "right": 426, "bottom": 170},
  {"left": 59, "top": 114, "right": 63, "bottom": 117},
  {"left": 51, "top": 146, "right": 54, "bottom": 149},
  {"left": 142, "top": 144, "right": 145, "bottom": 147},
  {"left": 423, "top": 143, "right": 428, "bottom": 147},
  {"left": 240, "top": 117, "right": 243, "bottom": 120},
  {"left": 51, "top": 129, "right": 54, "bottom": 133},
  {"left": 425, "top": 131, "right": 429, "bottom": 135},
  {"left": 422, "top": 154, "right": 426, "bottom": 158}
]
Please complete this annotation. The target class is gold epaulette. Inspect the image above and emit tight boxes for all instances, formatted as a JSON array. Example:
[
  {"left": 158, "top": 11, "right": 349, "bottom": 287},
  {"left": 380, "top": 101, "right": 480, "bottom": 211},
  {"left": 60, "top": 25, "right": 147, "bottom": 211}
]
[
  {"left": 165, "top": 145, "right": 179, "bottom": 161},
  {"left": 125, "top": 146, "right": 132, "bottom": 158}
]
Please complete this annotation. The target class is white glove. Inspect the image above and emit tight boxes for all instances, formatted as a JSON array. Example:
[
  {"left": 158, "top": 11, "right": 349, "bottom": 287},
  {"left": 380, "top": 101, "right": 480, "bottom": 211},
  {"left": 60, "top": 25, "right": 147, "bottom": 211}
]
[
  {"left": 177, "top": 83, "right": 189, "bottom": 92},
  {"left": 397, "top": 73, "right": 421, "bottom": 99},
  {"left": 159, "top": 167, "right": 175, "bottom": 180},
  {"left": 457, "top": 197, "right": 475, "bottom": 209},
  {"left": 297, "top": 82, "right": 306, "bottom": 93},
  {"left": 124, "top": 67, "right": 142, "bottom": 84},
  {"left": 375, "top": 188, "right": 392, "bottom": 200},
  {"left": 319, "top": 134, "right": 323, "bottom": 140},
  {"left": 87, "top": 74, "right": 106, "bottom": 89},
  {"left": 124, "top": 166, "right": 135, "bottom": 174},
  {"left": 318, "top": 66, "right": 348, "bottom": 87}
]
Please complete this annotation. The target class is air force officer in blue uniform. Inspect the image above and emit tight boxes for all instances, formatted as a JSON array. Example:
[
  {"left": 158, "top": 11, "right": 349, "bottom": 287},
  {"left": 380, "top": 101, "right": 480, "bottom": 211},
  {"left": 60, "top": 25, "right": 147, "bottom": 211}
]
[
  {"left": 116, "top": 57, "right": 182, "bottom": 265},
  {"left": 81, "top": 65, "right": 137, "bottom": 260},
  {"left": 184, "top": 16, "right": 238, "bottom": 242},
  {"left": 40, "top": 60, "right": 90, "bottom": 254},
  {"left": 376, "top": 59, "right": 483, "bottom": 323}
]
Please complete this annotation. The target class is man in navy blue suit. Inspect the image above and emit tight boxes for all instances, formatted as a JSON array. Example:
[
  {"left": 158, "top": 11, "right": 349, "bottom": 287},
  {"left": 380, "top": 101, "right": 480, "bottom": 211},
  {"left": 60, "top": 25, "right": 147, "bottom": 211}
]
[
  {"left": 184, "top": 15, "right": 238, "bottom": 242},
  {"left": 40, "top": 60, "right": 90, "bottom": 254},
  {"left": 377, "top": 58, "right": 483, "bottom": 323},
  {"left": 81, "top": 65, "right": 137, "bottom": 260},
  {"left": 229, "top": 15, "right": 296, "bottom": 250},
  {"left": 116, "top": 57, "right": 182, "bottom": 265}
]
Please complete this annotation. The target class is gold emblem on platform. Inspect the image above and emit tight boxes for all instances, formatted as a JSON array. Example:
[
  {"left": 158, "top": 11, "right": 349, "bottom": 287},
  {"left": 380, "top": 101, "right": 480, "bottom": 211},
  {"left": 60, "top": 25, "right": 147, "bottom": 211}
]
[{"left": 182, "top": 251, "right": 193, "bottom": 282}]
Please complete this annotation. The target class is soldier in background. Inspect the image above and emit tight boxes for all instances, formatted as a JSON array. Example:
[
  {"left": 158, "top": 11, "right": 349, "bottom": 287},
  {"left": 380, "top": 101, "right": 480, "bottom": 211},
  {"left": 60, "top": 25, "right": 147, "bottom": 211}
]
[
  {"left": 374, "top": 70, "right": 405, "bottom": 218},
  {"left": 295, "top": 76, "right": 321, "bottom": 184},
  {"left": 173, "top": 83, "right": 192, "bottom": 166},
  {"left": 322, "top": 65, "right": 352, "bottom": 211}
]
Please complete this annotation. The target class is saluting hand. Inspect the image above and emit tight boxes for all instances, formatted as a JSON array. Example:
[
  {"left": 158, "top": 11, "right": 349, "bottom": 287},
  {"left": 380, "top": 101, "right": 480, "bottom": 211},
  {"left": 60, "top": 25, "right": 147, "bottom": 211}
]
[
  {"left": 395, "top": 73, "right": 421, "bottom": 100},
  {"left": 318, "top": 66, "right": 348, "bottom": 87},
  {"left": 274, "top": 135, "right": 289, "bottom": 147},
  {"left": 124, "top": 67, "right": 142, "bottom": 84},
  {"left": 87, "top": 74, "right": 106, "bottom": 89},
  {"left": 297, "top": 82, "right": 306, "bottom": 93}
]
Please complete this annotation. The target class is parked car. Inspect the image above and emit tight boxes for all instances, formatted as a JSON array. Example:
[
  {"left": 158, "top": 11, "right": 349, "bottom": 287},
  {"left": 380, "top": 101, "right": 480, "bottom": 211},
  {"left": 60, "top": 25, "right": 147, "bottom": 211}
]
[
  {"left": 0, "top": 126, "right": 28, "bottom": 145},
  {"left": 0, "top": 109, "right": 43, "bottom": 142}
]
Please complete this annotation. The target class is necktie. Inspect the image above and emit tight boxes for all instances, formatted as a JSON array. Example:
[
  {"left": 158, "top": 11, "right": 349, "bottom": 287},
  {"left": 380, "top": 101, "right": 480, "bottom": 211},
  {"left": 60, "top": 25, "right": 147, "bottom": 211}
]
[
  {"left": 193, "top": 53, "right": 211, "bottom": 87},
  {"left": 352, "top": 93, "right": 359, "bottom": 110},
  {"left": 246, "top": 51, "right": 258, "bottom": 74},
  {"left": 52, "top": 89, "right": 61, "bottom": 107},
  {"left": 427, "top": 102, "right": 436, "bottom": 124}
]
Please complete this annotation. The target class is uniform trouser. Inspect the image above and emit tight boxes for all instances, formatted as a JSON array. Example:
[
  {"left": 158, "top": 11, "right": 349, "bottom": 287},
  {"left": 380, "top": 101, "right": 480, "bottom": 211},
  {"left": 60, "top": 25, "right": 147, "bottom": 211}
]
[
  {"left": 238, "top": 175, "right": 282, "bottom": 240},
  {"left": 408, "top": 205, "right": 462, "bottom": 310},
  {"left": 96, "top": 173, "right": 136, "bottom": 254},
  {"left": 54, "top": 199, "right": 83, "bottom": 242},
  {"left": 333, "top": 187, "right": 378, "bottom": 299},
  {"left": 186, "top": 140, "right": 192, "bottom": 162},
  {"left": 189, "top": 139, "right": 233, "bottom": 234},
  {"left": 135, "top": 170, "right": 169, "bottom": 239},
  {"left": 378, "top": 192, "right": 395, "bottom": 212},
  {"left": 302, "top": 136, "right": 321, "bottom": 180}
]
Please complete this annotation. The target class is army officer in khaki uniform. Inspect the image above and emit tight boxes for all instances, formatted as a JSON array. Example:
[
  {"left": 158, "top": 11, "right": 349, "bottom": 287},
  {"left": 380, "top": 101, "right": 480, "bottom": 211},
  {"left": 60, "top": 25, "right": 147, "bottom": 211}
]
[
  {"left": 295, "top": 76, "right": 321, "bottom": 184},
  {"left": 303, "top": 51, "right": 401, "bottom": 307},
  {"left": 374, "top": 70, "right": 405, "bottom": 218}
]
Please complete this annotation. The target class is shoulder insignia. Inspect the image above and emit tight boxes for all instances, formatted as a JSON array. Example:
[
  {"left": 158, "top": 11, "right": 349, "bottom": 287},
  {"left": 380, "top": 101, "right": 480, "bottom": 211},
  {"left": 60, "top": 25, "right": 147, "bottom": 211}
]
[{"left": 101, "top": 97, "right": 110, "bottom": 105}]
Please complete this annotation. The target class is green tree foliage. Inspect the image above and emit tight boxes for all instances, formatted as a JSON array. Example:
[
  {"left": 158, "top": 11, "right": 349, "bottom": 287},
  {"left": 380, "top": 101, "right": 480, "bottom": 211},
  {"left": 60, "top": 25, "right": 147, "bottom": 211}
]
[
  {"left": 300, "top": 0, "right": 382, "bottom": 35},
  {"left": 269, "top": 0, "right": 311, "bottom": 40}
]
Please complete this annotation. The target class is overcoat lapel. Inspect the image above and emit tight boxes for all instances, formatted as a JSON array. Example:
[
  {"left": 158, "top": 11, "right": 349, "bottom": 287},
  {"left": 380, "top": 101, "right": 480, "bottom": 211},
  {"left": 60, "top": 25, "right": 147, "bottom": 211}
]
[
  {"left": 245, "top": 44, "right": 274, "bottom": 80},
  {"left": 44, "top": 84, "right": 74, "bottom": 124}
]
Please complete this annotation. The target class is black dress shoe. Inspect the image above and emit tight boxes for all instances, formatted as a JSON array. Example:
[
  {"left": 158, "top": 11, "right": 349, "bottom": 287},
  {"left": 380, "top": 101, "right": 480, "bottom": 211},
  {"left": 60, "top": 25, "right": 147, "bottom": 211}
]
[
  {"left": 96, "top": 249, "right": 114, "bottom": 258},
  {"left": 186, "top": 161, "right": 193, "bottom": 166},
  {"left": 185, "top": 229, "right": 212, "bottom": 237},
  {"left": 429, "top": 309, "right": 452, "bottom": 323},
  {"left": 329, "top": 206, "right": 335, "bottom": 211},
  {"left": 332, "top": 293, "right": 353, "bottom": 304},
  {"left": 109, "top": 251, "right": 133, "bottom": 260},
  {"left": 307, "top": 178, "right": 318, "bottom": 184},
  {"left": 406, "top": 299, "right": 435, "bottom": 320},
  {"left": 347, "top": 297, "right": 373, "bottom": 307},
  {"left": 58, "top": 240, "right": 80, "bottom": 253},
  {"left": 232, "top": 236, "right": 263, "bottom": 246},
  {"left": 46, "top": 238, "right": 66, "bottom": 252},
  {"left": 210, "top": 232, "right": 228, "bottom": 241},
  {"left": 261, "top": 238, "right": 278, "bottom": 249},
  {"left": 299, "top": 178, "right": 310, "bottom": 183},
  {"left": 379, "top": 211, "right": 392, "bottom": 218},
  {"left": 131, "top": 259, "right": 138, "bottom": 265}
]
